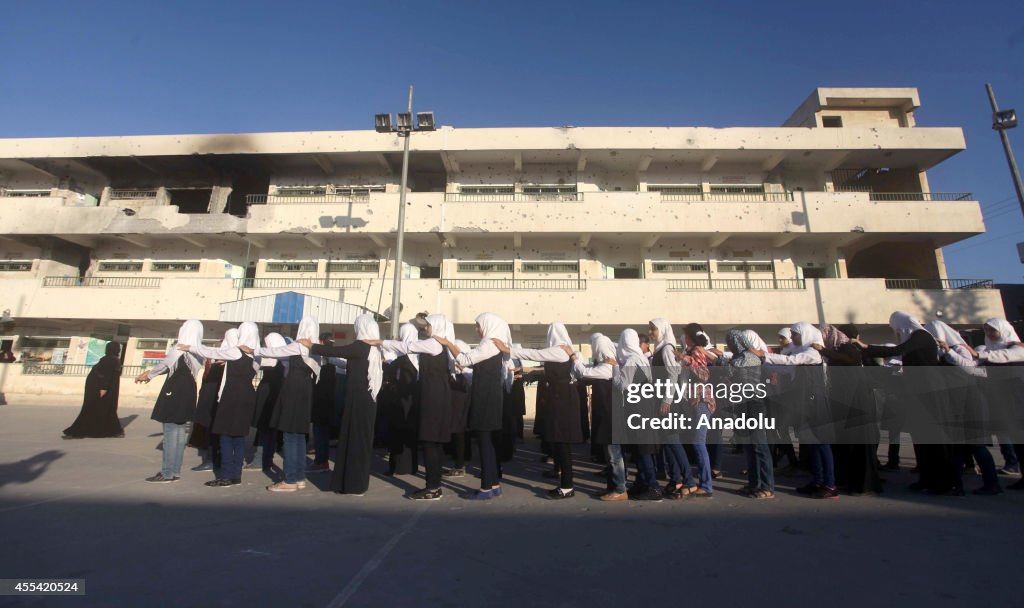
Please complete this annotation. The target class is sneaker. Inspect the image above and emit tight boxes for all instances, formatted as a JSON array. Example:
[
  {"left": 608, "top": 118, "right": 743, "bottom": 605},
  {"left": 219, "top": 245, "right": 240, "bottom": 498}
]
[
  {"left": 468, "top": 489, "right": 494, "bottom": 501},
  {"left": 295, "top": 481, "right": 307, "bottom": 489},
  {"left": 632, "top": 487, "right": 663, "bottom": 502},
  {"left": 191, "top": 462, "right": 213, "bottom": 472},
  {"left": 443, "top": 467, "right": 466, "bottom": 478},
  {"left": 267, "top": 481, "right": 298, "bottom": 492},
  {"left": 811, "top": 485, "right": 840, "bottom": 500},
  {"left": 146, "top": 473, "right": 178, "bottom": 483},
  {"left": 547, "top": 487, "right": 575, "bottom": 500},
  {"left": 410, "top": 488, "right": 443, "bottom": 501},
  {"left": 306, "top": 462, "right": 330, "bottom": 474},
  {"left": 204, "top": 479, "right": 229, "bottom": 487},
  {"left": 600, "top": 491, "right": 628, "bottom": 502},
  {"left": 997, "top": 467, "right": 1021, "bottom": 476},
  {"left": 492, "top": 486, "right": 503, "bottom": 497}
]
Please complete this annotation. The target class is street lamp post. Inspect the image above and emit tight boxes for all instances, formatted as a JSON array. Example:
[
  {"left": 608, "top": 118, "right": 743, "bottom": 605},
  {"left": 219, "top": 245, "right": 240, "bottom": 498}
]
[
  {"left": 986, "top": 83, "right": 1024, "bottom": 218},
  {"left": 375, "top": 86, "right": 436, "bottom": 338}
]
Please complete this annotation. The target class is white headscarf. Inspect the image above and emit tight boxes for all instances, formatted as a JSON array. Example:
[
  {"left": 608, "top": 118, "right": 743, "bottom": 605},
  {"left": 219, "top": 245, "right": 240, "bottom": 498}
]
[
  {"left": 426, "top": 313, "right": 456, "bottom": 374},
  {"left": 399, "top": 322, "right": 420, "bottom": 372},
  {"left": 167, "top": 319, "right": 204, "bottom": 376},
  {"left": 617, "top": 328, "right": 652, "bottom": 381},
  {"left": 546, "top": 321, "right": 572, "bottom": 349},
  {"left": 741, "top": 329, "right": 769, "bottom": 354},
  {"left": 475, "top": 312, "right": 512, "bottom": 364},
  {"left": 984, "top": 318, "right": 1020, "bottom": 350},
  {"left": 778, "top": 327, "right": 792, "bottom": 342},
  {"left": 889, "top": 311, "right": 926, "bottom": 344},
  {"left": 591, "top": 334, "right": 617, "bottom": 363},
  {"left": 791, "top": 321, "right": 825, "bottom": 349},
  {"left": 260, "top": 332, "right": 286, "bottom": 368},
  {"left": 296, "top": 315, "right": 321, "bottom": 381},
  {"left": 649, "top": 318, "right": 677, "bottom": 354},
  {"left": 354, "top": 313, "right": 383, "bottom": 401},
  {"left": 925, "top": 320, "right": 967, "bottom": 349}
]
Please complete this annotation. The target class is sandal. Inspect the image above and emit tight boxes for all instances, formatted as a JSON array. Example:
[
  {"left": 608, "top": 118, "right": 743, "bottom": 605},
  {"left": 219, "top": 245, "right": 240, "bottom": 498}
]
[
  {"left": 752, "top": 489, "right": 775, "bottom": 500},
  {"left": 689, "top": 489, "right": 713, "bottom": 498}
]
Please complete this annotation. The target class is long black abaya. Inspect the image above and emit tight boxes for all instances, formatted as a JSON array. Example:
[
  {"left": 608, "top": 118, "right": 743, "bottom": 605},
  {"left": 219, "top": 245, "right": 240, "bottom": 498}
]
[{"left": 63, "top": 344, "right": 123, "bottom": 438}]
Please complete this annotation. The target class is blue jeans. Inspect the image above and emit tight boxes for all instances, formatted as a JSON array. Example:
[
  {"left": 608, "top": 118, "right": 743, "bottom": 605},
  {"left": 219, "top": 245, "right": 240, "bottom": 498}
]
[
  {"left": 745, "top": 440, "right": 775, "bottom": 492},
  {"left": 257, "top": 429, "right": 276, "bottom": 470},
  {"left": 282, "top": 432, "right": 307, "bottom": 484},
  {"left": 605, "top": 444, "right": 626, "bottom": 494},
  {"left": 635, "top": 452, "right": 659, "bottom": 489},
  {"left": 809, "top": 444, "right": 835, "bottom": 487},
  {"left": 219, "top": 435, "right": 246, "bottom": 480},
  {"left": 999, "top": 442, "right": 1019, "bottom": 470},
  {"left": 691, "top": 403, "right": 713, "bottom": 493},
  {"left": 161, "top": 423, "right": 188, "bottom": 478},
  {"left": 313, "top": 424, "right": 331, "bottom": 465},
  {"left": 661, "top": 435, "right": 691, "bottom": 485}
]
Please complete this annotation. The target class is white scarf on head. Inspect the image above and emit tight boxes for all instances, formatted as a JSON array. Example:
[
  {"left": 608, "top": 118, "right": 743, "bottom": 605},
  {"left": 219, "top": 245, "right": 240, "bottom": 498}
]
[
  {"left": 546, "top": 321, "right": 572, "bottom": 349},
  {"left": 260, "top": 333, "right": 286, "bottom": 368},
  {"left": 474, "top": 312, "right": 513, "bottom": 390},
  {"left": 167, "top": 319, "right": 204, "bottom": 376},
  {"left": 296, "top": 315, "right": 321, "bottom": 381},
  {"left": 984, "top": 318, "right": 1020, "bottom": 350},
  {"left": 617, "top": 328, "right": 652, "bottom": 381},
  {"left": 925, "top": 320, "right": 967, "bottom": 349},
  {"left": 592, "top": 334, "right": 617, "bottom": 364},
  {"left": 354, "top": 313, "right": 383, "bottom": 401},
  {"left": 889, "top": 311, "right": 926, "bottom": 344},
  {"left": 426, "top": 313, "right": 456, "bottom": 374},
  {"left": 649, "top": 318, "right": 677, "bottom": 356},
  {"left": 399, "top": 323, "right": 420, "bottom": 372}
]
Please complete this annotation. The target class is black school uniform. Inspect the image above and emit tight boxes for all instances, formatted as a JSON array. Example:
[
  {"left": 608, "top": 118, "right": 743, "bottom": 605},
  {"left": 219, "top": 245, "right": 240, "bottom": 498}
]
[
  {"left": 270, "top": 356, "right": 315, "bottom": 435},
  {"left": 211, "top": 355, "right": 257, "bottom": 438},
  {"left": 151, "top": 361, "right": 198, "bottom": 425}
]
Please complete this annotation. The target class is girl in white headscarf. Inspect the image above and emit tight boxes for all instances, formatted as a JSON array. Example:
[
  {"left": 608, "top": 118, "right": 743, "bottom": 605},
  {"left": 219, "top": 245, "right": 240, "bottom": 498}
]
[
  {"left": 245, "top": 315, "right": 320, "bottom": 493},
  {"left": 777, "top": 327, "right": 795, "bottom": 355},
  {"left": 494, "top": 321, "right": 581, "bottom": 499},
  {"left": 432, "top": 312, "right": 511, "bottom": 499},
  {"left": 765, "top": 321, "right": 837, "bottom": 499},
  {"left": 251, "top": 332, "right": 287, "bottom": 472},
  {"left": 302, "top": 313, "right": 384, "bottom": 495},
  {"left": 187, "top": 328, "right": 233, "bottom": 474},
  {"left": 376, "top": 313, "right": 456, "bottom": 500},
  {"left": 564, "top": 333, "right": 623, "bottom": 500},
  {"left": 977, "top": 318, "right": 1024, "bottom": 364},
  {"left": 137, "top": 319, "right": 205, "bottom": 484},
  {"left": 645, "top": 318, "right": 694, "bottom": 499},
  {"left": 180, "top": 322, "right": 260, "bottom": 487}
]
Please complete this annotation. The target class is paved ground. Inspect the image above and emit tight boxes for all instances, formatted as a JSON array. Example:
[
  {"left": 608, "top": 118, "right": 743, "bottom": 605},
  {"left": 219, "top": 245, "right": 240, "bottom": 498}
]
[{"left": 0, "top": 403, "right": 1021, "bottom": 607}]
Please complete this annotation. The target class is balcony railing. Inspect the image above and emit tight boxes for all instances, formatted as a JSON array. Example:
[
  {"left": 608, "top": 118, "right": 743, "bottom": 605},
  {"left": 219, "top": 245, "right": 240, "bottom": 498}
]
[
  {"left": 233, "top": 278, "right": 363, "bottom": 289},
  {"left": 21, "top": 363, "right": 146, "bottom": 377},
  {"left": 659, "top": 191, "right": 794, "bottom": 202},
  {"left": 444, "top": 192, "right": 584, "bottom": 202},
  {"left": 246, "top": 194, "right": 371, "bottom": 205},
  {"left": 108, "top": 189, "right": 158, "bottom": 200},
  {"left": 884, "top": 278, "right": 993, "bottom": 290},
  {"left": 43, "top": 276, "right": 163, "bottom": 288},
  {"left": 441, "top": 278, "right": 587, "bottom": 290},
  {"left": 868, "top": 192, "right": 973, "bottom": 202},
  {"left": 667, "top": 278, "right": 806, "bottom": 290}
]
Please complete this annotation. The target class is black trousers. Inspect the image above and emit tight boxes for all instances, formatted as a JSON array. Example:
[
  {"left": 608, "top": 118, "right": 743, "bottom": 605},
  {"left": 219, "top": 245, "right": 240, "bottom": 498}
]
[
  {"left": 422, "top": 441, "right": 443, "bottom": 490},
  {"left": 552, "top": 442, "right": 574, "bottom": 489},
  {"left": 476, "top": 431, "right": 499, "bottom": 489}
]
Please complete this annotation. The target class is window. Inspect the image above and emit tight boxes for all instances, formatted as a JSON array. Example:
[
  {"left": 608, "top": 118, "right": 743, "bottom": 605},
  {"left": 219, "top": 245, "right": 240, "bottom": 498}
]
[
  {"left": 459, "top": 185, "right": 515, "bottom": 195},
  {"left": 521, "top": 261, "right": 579, "bottom": 273},
  {"left": 717, "top": 261, "right": 774, "bottom": 273},
  {"left": 651, "top": 262, "right": 708, "bottom": 273},
  {"left": 150, "top": 262, "right": 200, "bottom": 272},
  {"left": 20, "top": 337, "right": 71, "bottom": 349},
  {"left": 709, "top": 184, "right": 765, "bottom": 195},
  {"left": 419, "top": 265, "right": 441, "bottom": 279},
  {"left": 136, "top": 339, "right": 168, "bottom": 350},
  {"left": 277, "top": 186, "right": 327, "bottom": 197},
  {"left": 457, "top": 261, "right": 514, "bottom": 273},
  {"left": 265, "top": 261, "right": 319, "bottom": 273},
  {"left": 0, "top": 261, "right": 32, "bottom": 271},
  {"left": 523, "top": 185, "right": 577, "bottom": 194},
  {"left": 98, "top": 261, "right": 143, "bottom": 272},
  {"left": 822, "top": 116, "right": 843, "bottom": 128},
  {"left": 612, "top": 267, "right": 641, "bottom": 279},
  {"left": 326, "top": 261, "right": 380, "bottom": 273},
  {"left": 649, "top": 185, "right": 702, "bottom": 195},
  {"left": 334, "top": 186, "right": 385, "bottom": 197}
]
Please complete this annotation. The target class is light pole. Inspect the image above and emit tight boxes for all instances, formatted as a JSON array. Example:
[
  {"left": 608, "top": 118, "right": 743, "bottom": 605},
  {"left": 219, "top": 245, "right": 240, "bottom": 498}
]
[
  {"left": 375, "top": 86, "right": 436, "bottom": 338},
  {"left": 986, "top": 84, "right": 1024, "bottom": 218}
]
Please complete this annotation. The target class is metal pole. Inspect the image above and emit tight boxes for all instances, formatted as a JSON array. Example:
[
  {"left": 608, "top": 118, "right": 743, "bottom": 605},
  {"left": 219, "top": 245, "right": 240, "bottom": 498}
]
[
  {"left": 986, "top": 84, "right": 1024, "bottom": 218},
  {"left": 390, "top": 86, "right": 413, "bottom": 338}
]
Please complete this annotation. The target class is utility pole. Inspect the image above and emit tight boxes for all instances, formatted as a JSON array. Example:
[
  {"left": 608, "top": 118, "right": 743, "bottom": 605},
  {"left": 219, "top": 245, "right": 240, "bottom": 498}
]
[{"left": 986, "top": 83, "right": 1024, "bottom": 218}]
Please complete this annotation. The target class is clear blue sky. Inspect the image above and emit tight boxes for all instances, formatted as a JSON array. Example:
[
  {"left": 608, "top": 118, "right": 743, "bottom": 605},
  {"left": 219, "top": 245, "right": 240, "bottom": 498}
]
[{"left": 2, "top": 0, "right": 1023, "bottom": 282}]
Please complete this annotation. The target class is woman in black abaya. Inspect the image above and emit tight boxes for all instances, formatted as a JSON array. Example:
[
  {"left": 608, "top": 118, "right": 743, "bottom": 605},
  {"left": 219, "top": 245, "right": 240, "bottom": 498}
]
[{"left": 63, "top": 342, "right": 124, "bottom": 438}]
